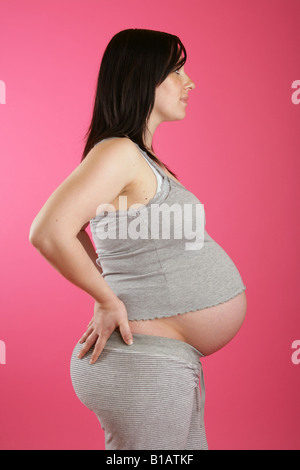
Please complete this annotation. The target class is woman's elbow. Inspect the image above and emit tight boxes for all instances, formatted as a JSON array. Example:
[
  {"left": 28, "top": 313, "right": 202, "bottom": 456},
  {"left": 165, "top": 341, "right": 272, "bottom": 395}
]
[
  {"left": 29, "top": 223, "right": 47, "bottom": 249},
  {"left": 29, "top": 218, "right": 55, "bottom": 251},
  {"left": 29, "top": 219, "right": 73, "bottom": 253}
]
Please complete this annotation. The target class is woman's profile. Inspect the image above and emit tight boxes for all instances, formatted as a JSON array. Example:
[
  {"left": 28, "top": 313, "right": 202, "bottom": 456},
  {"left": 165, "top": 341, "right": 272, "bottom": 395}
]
[{"left": 29, "top": 28, "right": 247, "bottom": 450}]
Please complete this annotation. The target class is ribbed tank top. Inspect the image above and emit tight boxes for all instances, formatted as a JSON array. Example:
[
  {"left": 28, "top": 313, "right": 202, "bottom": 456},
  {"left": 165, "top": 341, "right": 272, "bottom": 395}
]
[{"left": 90, "top": 138, "right": 246, "bottom": 321}]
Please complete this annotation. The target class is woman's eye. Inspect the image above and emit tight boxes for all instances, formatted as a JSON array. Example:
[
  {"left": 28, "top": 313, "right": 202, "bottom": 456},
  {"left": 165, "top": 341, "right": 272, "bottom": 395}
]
[{"left": 174, "top": 70, "right": 181, "bottom": 75}]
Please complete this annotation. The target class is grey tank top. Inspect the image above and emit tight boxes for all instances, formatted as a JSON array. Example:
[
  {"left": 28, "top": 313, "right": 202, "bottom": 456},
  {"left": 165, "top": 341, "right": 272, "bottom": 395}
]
[{"left": 90, "top": 138, "right": 246, "bottom": 321}]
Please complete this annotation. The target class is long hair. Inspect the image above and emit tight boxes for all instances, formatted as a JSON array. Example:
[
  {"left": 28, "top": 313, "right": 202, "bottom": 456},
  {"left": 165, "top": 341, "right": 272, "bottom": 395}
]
[{"left": 81, "top": 28, "right": 187, "bottom": 179}]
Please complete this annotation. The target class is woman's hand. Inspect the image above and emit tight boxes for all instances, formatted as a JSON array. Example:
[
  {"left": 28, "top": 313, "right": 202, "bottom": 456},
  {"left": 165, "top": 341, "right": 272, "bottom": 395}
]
[{"left": 77, "top": 296, "right": 133, "bottom": 364}]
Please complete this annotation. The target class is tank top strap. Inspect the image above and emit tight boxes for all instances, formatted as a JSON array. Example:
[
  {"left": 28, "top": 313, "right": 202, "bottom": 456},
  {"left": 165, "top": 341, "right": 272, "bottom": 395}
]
[{"left": 133, "top": 142, "right": 168, "bottom": 180}]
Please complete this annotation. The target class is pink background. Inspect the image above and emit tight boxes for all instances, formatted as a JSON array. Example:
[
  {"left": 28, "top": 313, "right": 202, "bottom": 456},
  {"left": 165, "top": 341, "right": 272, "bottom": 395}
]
[{"left": 1, "top": 0, "right": 300, "bottom": 450}]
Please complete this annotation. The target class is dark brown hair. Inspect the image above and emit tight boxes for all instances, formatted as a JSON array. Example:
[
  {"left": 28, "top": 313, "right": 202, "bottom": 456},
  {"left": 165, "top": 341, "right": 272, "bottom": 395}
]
[{"left": 81, "top": 28, "right": 187, "bottom": 179}]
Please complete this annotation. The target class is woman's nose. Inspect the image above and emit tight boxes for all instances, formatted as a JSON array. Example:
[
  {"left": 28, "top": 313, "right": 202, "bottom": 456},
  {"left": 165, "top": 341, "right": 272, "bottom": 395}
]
[{"left": 185, "top": 74, "right": 195, "bottom": 90}]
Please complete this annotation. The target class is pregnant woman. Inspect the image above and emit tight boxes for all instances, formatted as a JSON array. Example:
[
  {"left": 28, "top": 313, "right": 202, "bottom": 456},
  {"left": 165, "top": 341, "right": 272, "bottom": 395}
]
[{"left": 29, "top": 29, "right": 247, "bottom": 450}]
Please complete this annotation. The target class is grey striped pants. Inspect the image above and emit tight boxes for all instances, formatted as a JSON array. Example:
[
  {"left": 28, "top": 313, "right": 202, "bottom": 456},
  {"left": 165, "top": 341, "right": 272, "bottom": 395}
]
[{"left": 70, "top": 330, "right": 208, "bottom": 450}]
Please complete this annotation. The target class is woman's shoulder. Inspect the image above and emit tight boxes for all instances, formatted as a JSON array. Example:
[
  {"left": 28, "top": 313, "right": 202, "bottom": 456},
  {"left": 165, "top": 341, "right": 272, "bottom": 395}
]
[
  {"left": 86, "top": 136, "right": 142, "bottom": 168},
  {"left": 93, "top": 136, "right": 138, "bottom": 153},
  {"left": 84, "top": 137, "right": 144, "bottom": 186}
]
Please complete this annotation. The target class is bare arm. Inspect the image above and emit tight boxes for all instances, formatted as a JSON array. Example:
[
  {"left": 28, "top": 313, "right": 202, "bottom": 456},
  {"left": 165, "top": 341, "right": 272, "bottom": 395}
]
[
  {"left": 31, "top": 229, "right": 111, "bottom": 303},
  {"left": 76, "top": 226, "right": 103, "bottom": 275},
  {"left": 29, "top": 138, "right": 139, "bottom": 361}
]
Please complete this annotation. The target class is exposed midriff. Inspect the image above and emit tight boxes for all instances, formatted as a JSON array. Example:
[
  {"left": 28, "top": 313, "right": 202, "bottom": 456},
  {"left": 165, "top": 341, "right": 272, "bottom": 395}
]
[{"left": 128, "top": 290, "right": 247, "bottom": 356}]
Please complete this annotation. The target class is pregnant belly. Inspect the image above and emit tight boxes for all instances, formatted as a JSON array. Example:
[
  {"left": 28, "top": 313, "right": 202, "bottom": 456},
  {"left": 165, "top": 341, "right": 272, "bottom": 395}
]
[{"left": 128, "top": 291, "right": 247, "bottom": 356}]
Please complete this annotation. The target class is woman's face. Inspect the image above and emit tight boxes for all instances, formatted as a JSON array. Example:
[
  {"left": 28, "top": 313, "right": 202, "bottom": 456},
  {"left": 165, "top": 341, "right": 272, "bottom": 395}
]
[{"left": 152, "top": 65, "right": 195, "bottom": 123}]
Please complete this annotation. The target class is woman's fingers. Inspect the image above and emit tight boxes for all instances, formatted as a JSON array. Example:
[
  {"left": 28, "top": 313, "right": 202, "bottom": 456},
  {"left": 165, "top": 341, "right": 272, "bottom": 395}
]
[
  {"left": 89, "top": 335, "right": 108, "bottom": 364},
  {"left": 77, "top": 300, "right": 132, "bottom": 364},
  {"left": 79, "top": 325, "right": 93, "bottom": 344},
  {"left": 78, "top": 326, "right": 132, "bottom": 364},
  {"left": 77, "top": 330, "right": 98, "bottom": 358},
  {"left": 118, "top": 320, "right": 133, "bottom": 346}
]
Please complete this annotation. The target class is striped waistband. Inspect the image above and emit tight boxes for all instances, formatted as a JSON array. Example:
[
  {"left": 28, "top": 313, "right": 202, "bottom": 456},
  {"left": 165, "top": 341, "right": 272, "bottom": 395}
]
[{"left": 105, "top": 330, "right": 203, "bottom": 369}]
